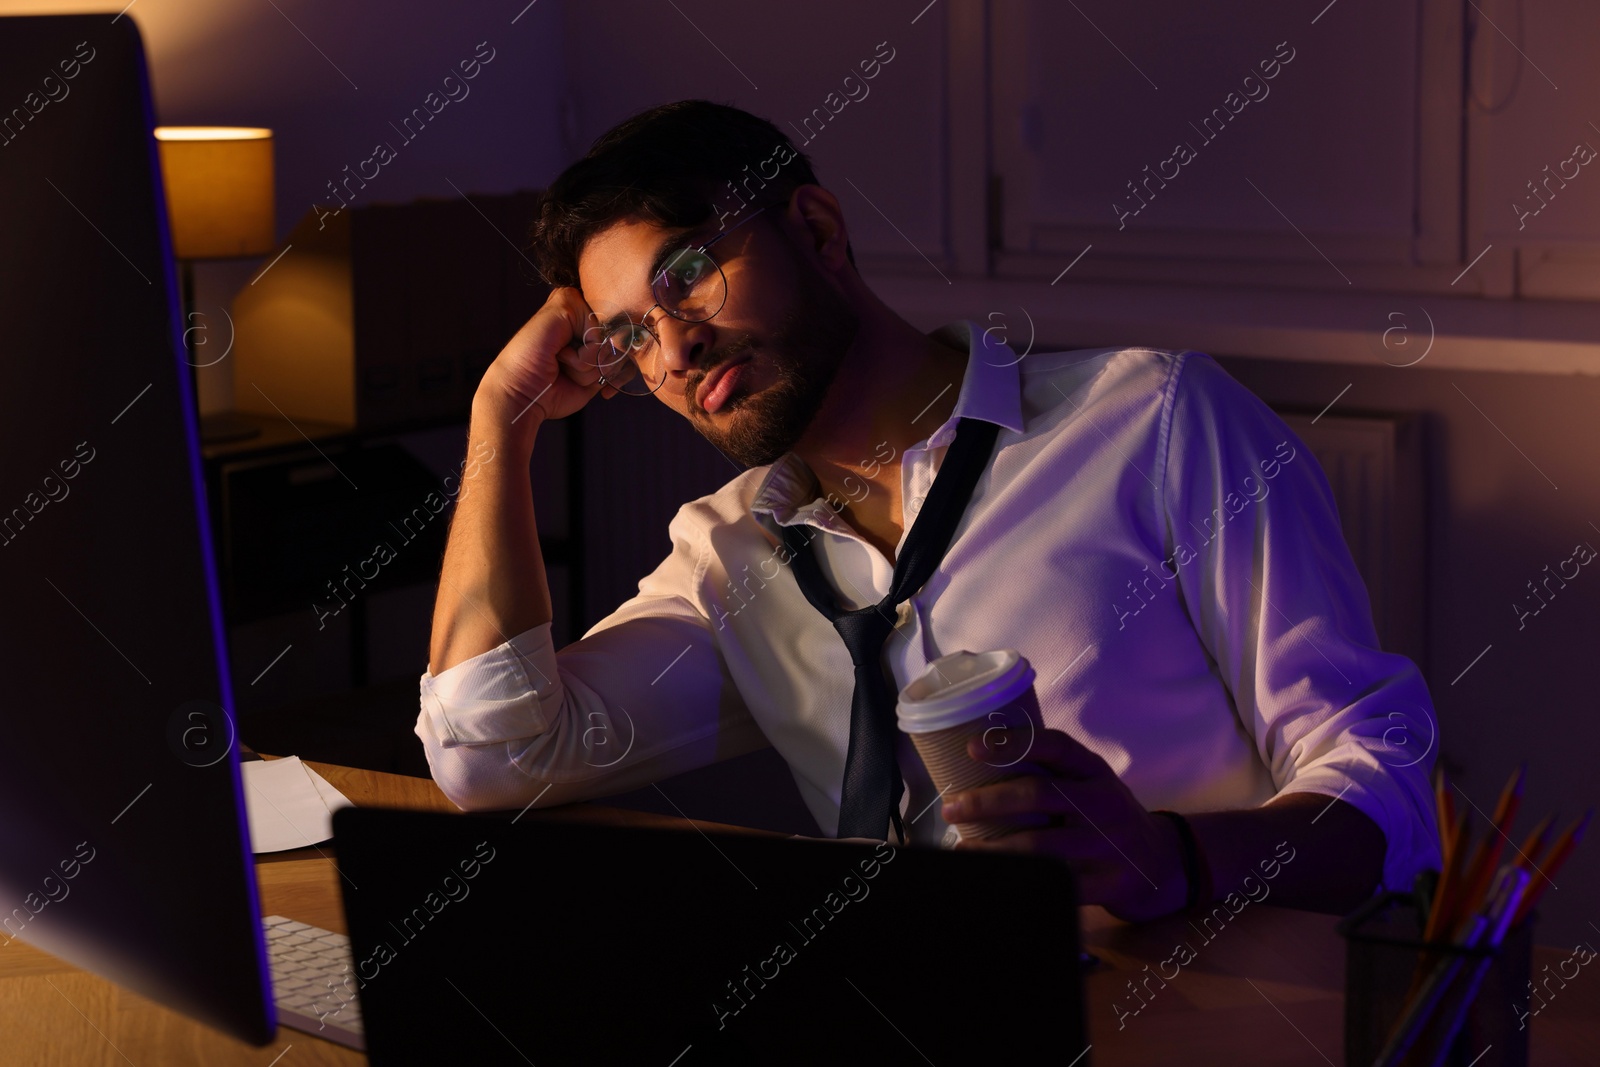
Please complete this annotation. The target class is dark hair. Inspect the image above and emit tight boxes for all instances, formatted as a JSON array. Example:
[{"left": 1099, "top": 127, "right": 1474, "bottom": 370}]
[{"left": 525, "top": 99, "right": 851, "bottom": 288}]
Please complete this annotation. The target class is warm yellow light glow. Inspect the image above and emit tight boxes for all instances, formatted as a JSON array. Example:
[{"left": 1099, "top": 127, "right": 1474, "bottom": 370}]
[
  {"left": 155, "top": 127, "right": 276, "bottom": 259},
  {"left": 155, "top": 126, "right": 273, "bottom": 141}
]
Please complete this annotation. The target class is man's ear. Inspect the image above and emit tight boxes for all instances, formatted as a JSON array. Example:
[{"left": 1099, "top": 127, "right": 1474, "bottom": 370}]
[{"left": 788, "top": 184, "right": 852, "bottom": 272}]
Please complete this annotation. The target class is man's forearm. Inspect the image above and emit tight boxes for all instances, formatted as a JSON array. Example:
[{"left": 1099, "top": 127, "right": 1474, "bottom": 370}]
[
  {"left": 1188, "top": 794, "right": 1388, "bottom": 914},
  {"left": 427, "top": 394, "right": 551, "bottom": 676}
]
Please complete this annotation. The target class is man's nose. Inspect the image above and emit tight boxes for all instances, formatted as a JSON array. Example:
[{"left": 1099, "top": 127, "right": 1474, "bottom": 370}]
[{"left": 654, "top": 316, "right": 716, "bottom": 388}]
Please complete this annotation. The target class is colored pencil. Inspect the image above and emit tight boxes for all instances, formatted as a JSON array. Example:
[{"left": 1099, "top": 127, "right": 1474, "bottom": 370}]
[
  {"left": 1512, "top": 808, "right": 1593, "bottom": 927},
  {"left": 1374, "top": 768, "right": 1590, "bottom": 1062},
  {"left": 1509, "top": 813, "right": 1555, "bottom": 878},
  {"left": 1433, "top": 765, "right": 1454, "bottom": 869},
  {"left": 1380, "top": 866, "right": 1531, "bottom": 1066},
  {"left": 1393, "top": 810, "right": 1471, "bottom": 1022},
  {"left": 1422, "top": 811, "right": 1470, "bottom": 945},
  {"left": 1446, "top": 764, "right": 1524, "bottom": 936},
  {"left": 1416, "top": 867, "right": 1533, "bottom": 1067}
]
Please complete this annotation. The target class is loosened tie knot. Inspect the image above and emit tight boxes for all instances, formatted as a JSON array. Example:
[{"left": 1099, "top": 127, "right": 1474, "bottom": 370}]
[{"left": 832, "top": 604, "right": 897, "bottom": 668}]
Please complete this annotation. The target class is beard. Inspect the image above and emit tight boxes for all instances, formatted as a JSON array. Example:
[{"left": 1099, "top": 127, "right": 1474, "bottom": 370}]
[{"left": 685, "top": 253, "right": 860, "bottom": 468}]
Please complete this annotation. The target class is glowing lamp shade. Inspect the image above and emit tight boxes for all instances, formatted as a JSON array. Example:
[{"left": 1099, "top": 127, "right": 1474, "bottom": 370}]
[{"left": 154, "top": 127, "right": 276, "bottom": 259}]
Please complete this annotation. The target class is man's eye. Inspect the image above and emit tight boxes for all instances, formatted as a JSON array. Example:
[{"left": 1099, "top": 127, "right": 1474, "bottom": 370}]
[
  {"left": 605, "top": 326, "right": 646, "bottom": 353},
  {"left": 665, "top": 251, "right": 710, "bottom": 288}
]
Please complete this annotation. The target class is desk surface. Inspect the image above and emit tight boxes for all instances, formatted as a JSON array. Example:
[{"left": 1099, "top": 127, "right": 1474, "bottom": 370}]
[{"left": 3, "top": 762, "right": 1594, "bottom": 1065}]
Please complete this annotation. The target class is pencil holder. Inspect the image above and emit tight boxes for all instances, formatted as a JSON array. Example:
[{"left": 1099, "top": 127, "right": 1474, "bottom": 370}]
[{"left": 1337, "top": 891, "right": 1533, "bottom": 1067}]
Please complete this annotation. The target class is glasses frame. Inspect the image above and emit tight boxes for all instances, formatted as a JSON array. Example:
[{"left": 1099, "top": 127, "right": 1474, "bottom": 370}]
[{"left": 585, "top": 202, "right": 780, "bottom": 397}]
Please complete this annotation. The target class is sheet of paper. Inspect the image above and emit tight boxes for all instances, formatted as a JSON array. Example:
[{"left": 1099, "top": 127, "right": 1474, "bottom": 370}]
[
  {"left": 241, "top": 756, "right": 350, "bottom": 854},
  {"left": 304, "top": 764, "right": 355, "bottom": 817}
]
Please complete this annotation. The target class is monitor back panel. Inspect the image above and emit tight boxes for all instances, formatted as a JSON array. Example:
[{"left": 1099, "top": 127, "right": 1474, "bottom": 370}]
[
  {"left": 0, "top": 14, "right": 272, "bottom": 1044},
  {"left": 333, "top": 807, "right": 1086, "bottom": 1065}
]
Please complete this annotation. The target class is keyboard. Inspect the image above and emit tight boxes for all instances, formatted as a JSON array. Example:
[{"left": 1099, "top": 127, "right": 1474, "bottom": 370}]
[{"left": 263, "top": 915, "right": 366, "bottom": 1050}]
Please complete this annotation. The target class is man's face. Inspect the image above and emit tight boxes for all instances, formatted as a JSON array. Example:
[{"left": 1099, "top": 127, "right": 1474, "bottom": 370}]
[{"left": 576, "top": 206, "right": 860, "bottom": 467}]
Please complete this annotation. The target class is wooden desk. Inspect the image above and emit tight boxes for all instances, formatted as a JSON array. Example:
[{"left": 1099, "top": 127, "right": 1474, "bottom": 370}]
[
  {"left": 3, "top": 763, "right": 1595, "bottom": 1065},
  {"left": 1081, "top": 902, "right": 1598, "bottom": 1066}
]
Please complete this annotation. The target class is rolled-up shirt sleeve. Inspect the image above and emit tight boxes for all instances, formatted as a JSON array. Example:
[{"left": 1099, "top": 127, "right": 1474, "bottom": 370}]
[
  {"left": 1162, "top": 351, "right": 1442, "bottom": 893},
  {"left": 416, "top": 503, "right": 771, "bottom": 812}
]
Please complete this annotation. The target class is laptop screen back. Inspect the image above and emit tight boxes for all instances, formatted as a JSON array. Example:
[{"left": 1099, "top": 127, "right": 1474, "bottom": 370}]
[{"left": 333, "top": 807, "right": 1086, "bottom": 1065}]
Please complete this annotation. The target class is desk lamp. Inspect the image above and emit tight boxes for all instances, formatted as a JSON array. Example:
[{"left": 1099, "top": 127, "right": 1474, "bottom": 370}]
[{"left": 154, "top": 125, "right": 275, "bottom": 443}]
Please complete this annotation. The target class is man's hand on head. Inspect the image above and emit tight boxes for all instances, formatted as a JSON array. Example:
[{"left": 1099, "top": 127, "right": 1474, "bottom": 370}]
[
  {"left": 942, "top": 728, "right": 1191, "bottom": 923},
  {"left": 475, "top": 286, "right": 618, "bottom": 452}
]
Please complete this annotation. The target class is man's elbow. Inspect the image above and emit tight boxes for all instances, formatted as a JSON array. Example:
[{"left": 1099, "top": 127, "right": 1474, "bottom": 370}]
[{"left": 422, "top": 743, "right": 557, "bottom": 814}]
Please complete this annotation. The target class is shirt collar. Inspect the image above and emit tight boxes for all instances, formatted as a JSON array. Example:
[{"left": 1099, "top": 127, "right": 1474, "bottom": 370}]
[{"left": 749, "top": 319, "right": 1026, "bottom": 522}]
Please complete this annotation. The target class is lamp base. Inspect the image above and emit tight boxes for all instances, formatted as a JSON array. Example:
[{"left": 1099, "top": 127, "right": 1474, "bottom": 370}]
[{"left": 200, "top": 411, "right": 262, "bottom": 444}]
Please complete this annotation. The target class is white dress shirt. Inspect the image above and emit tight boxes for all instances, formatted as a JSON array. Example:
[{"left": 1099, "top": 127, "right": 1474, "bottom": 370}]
[{"left": 416, "top": 320, "right": 1442, "bottom": 893}]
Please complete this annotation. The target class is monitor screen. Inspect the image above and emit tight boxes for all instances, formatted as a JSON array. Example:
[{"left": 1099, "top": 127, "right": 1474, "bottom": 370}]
[{"left": 0, "top": 13, "right": 273, "bottom": 1045}]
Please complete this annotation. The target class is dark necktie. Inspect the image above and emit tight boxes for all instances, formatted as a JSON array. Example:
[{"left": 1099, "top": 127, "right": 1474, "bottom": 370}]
[{"left": 780, "top": 416, "right": 1001, "bottom": 844}]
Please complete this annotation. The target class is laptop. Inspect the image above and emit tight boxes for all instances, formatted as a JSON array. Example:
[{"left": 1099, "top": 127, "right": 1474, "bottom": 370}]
[{"left": 331, "top": 807, "right": 1087, "bottom": 1065}]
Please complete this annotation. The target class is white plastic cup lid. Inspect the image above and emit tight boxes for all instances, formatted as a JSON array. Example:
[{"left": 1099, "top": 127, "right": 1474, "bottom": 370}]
[{"left": 896, "top": 649, "right": 1036, "bottom": 734}]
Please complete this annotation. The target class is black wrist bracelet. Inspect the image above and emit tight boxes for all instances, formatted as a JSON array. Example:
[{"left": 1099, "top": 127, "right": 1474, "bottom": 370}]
[{"left": 1154, "top": 810, "right": 1210, "bottom": 913}]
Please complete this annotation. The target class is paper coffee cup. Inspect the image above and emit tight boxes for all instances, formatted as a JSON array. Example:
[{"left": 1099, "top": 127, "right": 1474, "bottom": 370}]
[{"left": 897, "top": 650, "right": 1047, "bottom": 841}]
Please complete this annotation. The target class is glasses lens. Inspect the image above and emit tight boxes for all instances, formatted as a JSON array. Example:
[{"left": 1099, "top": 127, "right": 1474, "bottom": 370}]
[
  {"left": 652, "top": 247, "right": 726, "bottom": 322},
  {"left": 580, "top": 322, "right": 665, "bottom": 397},
  {"left": 632, "top": 348, "right": 667, "bottom": 395}
]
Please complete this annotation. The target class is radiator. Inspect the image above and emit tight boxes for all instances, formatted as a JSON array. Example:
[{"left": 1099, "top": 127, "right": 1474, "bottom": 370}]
[{"left": 1277, "top": 410, "right": 1428, "bottom": 673}]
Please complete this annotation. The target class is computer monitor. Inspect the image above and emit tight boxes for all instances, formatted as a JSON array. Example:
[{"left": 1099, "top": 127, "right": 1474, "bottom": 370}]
[{"left": 0, "top": 13, "right": 273, "bottom": 1044}]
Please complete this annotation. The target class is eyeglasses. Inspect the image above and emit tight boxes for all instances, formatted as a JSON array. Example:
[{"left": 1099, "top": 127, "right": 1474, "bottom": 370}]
[{"left": 576, "top": 203, "right": 777, "bottom": 397}]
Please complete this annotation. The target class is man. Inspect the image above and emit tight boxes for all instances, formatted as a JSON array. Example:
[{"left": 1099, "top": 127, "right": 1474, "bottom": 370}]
[{"left": 418, "top": 100, "right": 1441, "bottom": 923}]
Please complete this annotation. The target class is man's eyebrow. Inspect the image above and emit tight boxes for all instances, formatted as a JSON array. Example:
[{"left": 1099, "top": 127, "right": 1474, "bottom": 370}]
[{"left": 592, "top": 227, "right": 702, "bottom": 332}]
